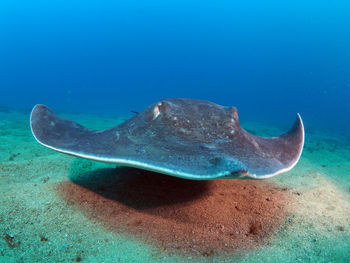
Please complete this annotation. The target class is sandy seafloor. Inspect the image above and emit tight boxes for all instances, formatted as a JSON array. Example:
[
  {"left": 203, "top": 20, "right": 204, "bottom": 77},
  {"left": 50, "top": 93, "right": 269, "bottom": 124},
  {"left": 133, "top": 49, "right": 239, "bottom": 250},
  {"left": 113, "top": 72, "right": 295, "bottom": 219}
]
[{"left": 0, "top": 107, "right": 349, "bottom": 263}]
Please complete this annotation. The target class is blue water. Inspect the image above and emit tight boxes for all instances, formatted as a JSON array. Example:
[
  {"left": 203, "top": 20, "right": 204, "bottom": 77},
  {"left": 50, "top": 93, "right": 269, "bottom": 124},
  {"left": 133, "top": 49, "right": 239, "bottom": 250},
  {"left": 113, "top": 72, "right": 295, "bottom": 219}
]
[{"left": 1, "top": 0, "right": 349, "bottom": 132}]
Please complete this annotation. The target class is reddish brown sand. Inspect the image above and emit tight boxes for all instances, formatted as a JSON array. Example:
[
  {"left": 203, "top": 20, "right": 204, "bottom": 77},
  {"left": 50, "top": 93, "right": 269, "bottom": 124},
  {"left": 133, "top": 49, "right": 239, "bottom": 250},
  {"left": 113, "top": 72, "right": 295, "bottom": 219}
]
[{"left": 57, "top": 167, "right": 292, "bottom": 256}]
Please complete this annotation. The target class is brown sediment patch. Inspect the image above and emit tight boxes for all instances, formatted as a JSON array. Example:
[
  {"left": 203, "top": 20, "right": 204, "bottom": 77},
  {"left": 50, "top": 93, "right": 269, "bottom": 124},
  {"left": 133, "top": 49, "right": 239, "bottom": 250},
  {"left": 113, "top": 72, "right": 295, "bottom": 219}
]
[{"left": 56, "top": 167, "right": 292, "bottom": 256}]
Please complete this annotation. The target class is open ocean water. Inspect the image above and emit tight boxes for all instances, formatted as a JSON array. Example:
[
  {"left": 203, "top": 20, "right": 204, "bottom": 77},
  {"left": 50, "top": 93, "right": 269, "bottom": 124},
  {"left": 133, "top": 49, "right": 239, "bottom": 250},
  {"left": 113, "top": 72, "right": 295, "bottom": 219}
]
[{"left": 0, "top": 1, "right": 349, "bottom": 262}]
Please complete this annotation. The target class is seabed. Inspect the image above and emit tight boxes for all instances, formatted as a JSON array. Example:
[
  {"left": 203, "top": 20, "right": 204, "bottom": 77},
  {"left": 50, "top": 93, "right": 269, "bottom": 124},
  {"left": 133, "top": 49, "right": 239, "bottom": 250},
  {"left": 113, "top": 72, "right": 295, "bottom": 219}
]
[{"left": 0, "top": 107, "right": 349, "bottom": 263}]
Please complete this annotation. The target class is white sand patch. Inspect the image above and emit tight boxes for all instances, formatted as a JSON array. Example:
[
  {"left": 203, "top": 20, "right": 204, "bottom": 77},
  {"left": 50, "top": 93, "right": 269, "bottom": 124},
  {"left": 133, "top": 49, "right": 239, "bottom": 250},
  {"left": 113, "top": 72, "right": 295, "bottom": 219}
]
[{"left": 293, "top": 173, "right": 350, "bottom": 233}]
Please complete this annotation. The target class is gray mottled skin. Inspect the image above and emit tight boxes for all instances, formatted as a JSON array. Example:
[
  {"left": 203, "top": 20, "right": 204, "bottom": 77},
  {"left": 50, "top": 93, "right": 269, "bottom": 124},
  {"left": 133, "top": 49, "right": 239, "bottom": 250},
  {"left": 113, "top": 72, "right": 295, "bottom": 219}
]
[{"left": 30, "top": 98, "right": 304, "bottom": 180}]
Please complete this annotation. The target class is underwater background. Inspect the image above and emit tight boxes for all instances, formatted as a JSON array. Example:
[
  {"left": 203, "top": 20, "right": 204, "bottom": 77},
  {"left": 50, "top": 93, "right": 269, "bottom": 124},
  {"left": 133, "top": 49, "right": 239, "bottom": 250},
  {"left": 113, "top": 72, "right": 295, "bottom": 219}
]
[
  {"left": 1, "top": 0, "right": 350, "bottom": 131},
  {"left": 1, "top": 1, "right": 350, "bottom": 262}
]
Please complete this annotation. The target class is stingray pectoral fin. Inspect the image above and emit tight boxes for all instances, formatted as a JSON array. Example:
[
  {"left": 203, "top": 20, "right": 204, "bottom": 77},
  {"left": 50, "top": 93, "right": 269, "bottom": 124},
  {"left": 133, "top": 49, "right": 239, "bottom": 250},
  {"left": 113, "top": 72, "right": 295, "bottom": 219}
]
[
  {"left": 242, "top": 113, "right": 305, "bottom": 179},
  {"left": 31, "top": 105, "right": 199, "bottom": 180},
  {"left": 30, "top": 104, "right": 103, "bottom": 156}
]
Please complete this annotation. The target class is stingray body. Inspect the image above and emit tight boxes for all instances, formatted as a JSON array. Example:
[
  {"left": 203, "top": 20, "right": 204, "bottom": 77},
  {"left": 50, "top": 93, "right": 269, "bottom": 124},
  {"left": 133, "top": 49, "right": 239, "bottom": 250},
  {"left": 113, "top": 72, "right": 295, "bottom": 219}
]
[{"left": 30, "top": 98, "right": 304, "bottom": 180}]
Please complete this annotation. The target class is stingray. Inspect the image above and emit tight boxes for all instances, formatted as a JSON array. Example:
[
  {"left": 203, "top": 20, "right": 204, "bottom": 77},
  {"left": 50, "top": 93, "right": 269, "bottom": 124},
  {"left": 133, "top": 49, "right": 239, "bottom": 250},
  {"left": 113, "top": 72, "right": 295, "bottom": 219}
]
[{"left": 30, "top": 98, "right": 304, "bottom": 180}]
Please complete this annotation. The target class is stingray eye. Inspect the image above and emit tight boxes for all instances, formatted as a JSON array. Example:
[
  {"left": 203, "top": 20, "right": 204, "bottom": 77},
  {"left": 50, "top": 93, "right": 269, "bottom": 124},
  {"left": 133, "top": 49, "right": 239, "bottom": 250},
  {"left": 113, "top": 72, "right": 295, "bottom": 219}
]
[
  {"left": 228, "top": 107, "right": 239, "bottom": 122},
  {"left": 151, "top": 104, "right": 161, "bottom": 120},
  {"left": 146, "top": 101, "right": 170, "bottom": 122},
  {"left": 157, "top": 101, "right": 170, "bottom": 113}
]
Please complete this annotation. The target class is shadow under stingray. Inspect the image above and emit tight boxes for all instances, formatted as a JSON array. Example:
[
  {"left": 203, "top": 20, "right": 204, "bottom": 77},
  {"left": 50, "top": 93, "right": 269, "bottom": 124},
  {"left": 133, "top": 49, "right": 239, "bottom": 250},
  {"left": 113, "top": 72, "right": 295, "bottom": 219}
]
[{"left": 57, "top": 165, "right": 293, "bottom": 256}]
